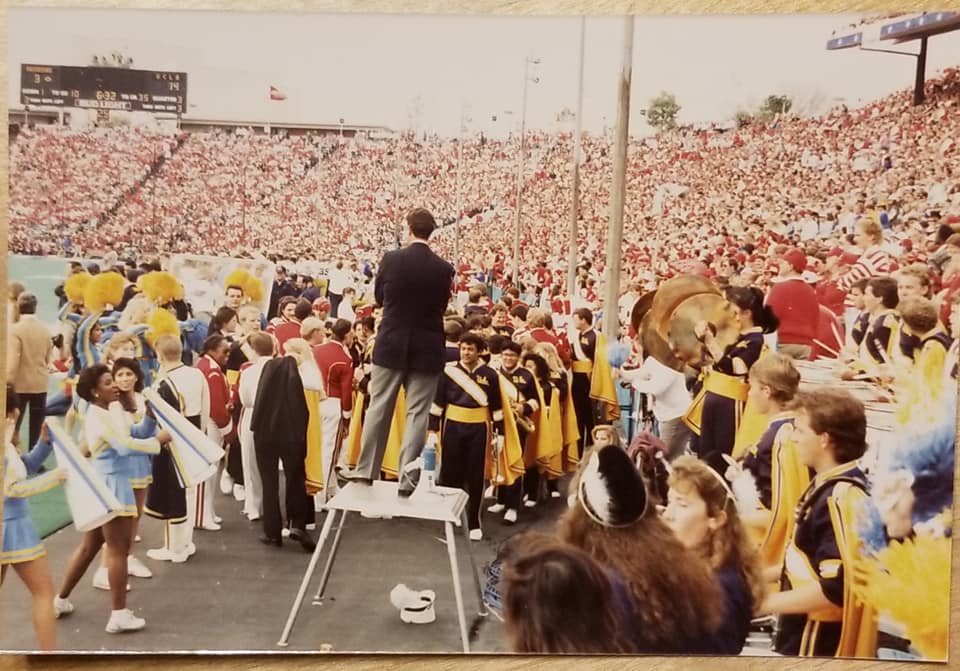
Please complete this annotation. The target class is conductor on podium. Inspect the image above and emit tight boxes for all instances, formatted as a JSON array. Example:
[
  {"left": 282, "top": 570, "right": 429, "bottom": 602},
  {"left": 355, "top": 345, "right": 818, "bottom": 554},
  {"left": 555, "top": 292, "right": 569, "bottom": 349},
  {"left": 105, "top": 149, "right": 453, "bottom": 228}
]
[{"left": 339, "top": 208, "right": 455, "bottom": 496}]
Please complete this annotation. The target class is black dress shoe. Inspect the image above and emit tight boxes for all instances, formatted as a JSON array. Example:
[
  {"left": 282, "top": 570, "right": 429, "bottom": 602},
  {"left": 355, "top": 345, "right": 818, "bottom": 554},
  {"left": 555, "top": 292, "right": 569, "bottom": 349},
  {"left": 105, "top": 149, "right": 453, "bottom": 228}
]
[
  {"left": 288, "top": 528, "right": 316, "bottom": 553},
  {"left": 258, "top": 535, "right": 282, "bottom": 547}
]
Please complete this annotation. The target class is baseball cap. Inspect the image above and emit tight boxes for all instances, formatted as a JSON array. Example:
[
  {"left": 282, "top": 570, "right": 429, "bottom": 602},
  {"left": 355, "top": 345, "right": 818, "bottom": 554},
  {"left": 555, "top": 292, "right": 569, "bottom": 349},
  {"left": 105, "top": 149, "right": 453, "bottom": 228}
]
[{"left": 781, "top": 248, "right": 807, "bottom": 273}]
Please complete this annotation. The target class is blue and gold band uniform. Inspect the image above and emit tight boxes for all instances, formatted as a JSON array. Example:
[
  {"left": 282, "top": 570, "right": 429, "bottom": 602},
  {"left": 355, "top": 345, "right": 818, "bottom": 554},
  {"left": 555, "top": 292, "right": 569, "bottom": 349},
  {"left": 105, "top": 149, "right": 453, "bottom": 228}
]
[
  {"left": 774, "top": 462, "right": 874, "bottom": 657},
  {"left": 495, "top": 364, "right": 539, "bottom": 509},
  {"left": 686, "top": 327, "right": 766, "bottom": 474},
  {"left": 570, "top": 328, "right": 597, "bottom": 455},
  {"left": 863, "top": 310, "right": 900, "bottom": 365},
  {"left": 430, "top": 361, "right": 504, "bottom": 531},
  {"left": 741, "top": 412, "right": 811, "bottom": 570},
  {"left": 850, "top": 312, "right": 870, "bottom": 348}
]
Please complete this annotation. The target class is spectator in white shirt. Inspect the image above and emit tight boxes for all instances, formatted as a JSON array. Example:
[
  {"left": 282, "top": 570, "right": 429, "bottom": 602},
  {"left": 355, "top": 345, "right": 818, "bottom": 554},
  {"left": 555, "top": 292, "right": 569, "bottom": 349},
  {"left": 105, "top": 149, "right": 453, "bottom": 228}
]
[{"left": 619, "top": 353, "right": 692, "bottom": 461}]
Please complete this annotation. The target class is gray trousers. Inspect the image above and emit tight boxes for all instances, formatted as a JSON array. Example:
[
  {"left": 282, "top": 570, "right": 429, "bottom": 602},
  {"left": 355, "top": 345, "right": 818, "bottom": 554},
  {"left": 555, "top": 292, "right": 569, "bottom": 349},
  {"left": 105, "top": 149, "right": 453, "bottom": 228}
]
[{"left": 355, "top": 364, "right": 441, "bottom": 489}]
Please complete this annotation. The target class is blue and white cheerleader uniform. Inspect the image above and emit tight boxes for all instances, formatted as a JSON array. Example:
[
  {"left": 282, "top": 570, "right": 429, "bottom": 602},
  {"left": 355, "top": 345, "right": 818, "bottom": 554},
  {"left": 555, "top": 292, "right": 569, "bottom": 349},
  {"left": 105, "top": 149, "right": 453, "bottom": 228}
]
[
  {"left": 2, "top": 438, "right": 60, "bottom": 565},
  {"left": 110, "top": 394, "right": 154, "bottom": 490},
  {"left": 84, "top": 405, "right": 161, "bottom": 518}
]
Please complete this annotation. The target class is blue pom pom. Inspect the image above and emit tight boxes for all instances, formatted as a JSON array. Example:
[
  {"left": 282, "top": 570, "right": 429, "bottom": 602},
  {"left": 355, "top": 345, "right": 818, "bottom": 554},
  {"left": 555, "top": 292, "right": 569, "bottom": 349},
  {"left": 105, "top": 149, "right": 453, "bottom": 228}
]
[{"left": 607, "top": 342, "right": 631, "bottom": 368}]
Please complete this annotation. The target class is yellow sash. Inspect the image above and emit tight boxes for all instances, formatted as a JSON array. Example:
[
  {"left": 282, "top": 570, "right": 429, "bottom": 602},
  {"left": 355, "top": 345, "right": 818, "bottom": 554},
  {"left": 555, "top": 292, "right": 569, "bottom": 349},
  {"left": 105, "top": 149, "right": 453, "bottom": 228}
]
[
  {"left": 589, "top": 332, "right": 620, "bottom": 422},
  {"left": 446, "top": 404, "right": 490, "bottom": 423},
  {"left": 488, "top": 376, "right": 526, "bottom": 487},
  {"left": 682, "top": 370, "right": 749, "bottom": 435},
  {"left": 303, "top": 389, "right": 325, "bottom": 494},
  {"left": 560, "top": 374, "right": 581, "bottom": 472}
]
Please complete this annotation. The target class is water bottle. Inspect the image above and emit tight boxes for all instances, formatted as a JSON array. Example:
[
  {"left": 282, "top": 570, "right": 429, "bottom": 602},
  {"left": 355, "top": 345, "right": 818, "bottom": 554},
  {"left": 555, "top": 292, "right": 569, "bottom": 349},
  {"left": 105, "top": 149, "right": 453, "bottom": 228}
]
[{"left": 421, "top": 434, "right": 438, "bottom": 493}]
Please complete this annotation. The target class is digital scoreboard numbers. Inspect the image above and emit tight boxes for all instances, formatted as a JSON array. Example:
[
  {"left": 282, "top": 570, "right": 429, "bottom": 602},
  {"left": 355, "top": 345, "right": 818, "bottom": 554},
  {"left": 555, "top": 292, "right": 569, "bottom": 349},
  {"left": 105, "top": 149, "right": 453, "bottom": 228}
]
[{"left": 20, "top": 64, "right": 188, "bottom": 113}]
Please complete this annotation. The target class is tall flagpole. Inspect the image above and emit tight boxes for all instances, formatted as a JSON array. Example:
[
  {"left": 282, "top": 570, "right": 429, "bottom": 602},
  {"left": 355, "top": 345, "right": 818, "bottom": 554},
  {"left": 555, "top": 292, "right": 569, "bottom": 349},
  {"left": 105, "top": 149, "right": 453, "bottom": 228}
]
[
  {"left": 603, "top": 16, "right": 634, "bottom": 338},
  {"left": 567, "top": 16, "right": 586, "bottom": 297}
]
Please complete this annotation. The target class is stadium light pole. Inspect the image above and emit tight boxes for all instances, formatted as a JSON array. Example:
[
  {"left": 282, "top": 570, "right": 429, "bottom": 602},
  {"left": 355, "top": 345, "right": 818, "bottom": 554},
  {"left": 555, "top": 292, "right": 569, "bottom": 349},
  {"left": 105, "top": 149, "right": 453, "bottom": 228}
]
[
  {"left": 567, "top": 16, "right": 586, "bottom": 297},
  {"left": 454, "top": 103, "right": 468, "bottom": 272},
  {"left": 512, "top": 57, "right": 540, "bottom": 288},
  {"left": 603, "top": 16, "right": 634, "bottom": 338}
]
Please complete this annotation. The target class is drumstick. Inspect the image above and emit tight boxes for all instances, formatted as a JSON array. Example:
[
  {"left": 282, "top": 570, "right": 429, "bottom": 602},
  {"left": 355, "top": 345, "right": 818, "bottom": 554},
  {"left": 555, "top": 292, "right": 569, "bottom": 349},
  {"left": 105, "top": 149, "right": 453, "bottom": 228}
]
[
  {"left": 830, "top": 322, "right": 845, "bottom": 349},
  {"left": 813, "top": 339, "right": 842, "bottom": 359}
]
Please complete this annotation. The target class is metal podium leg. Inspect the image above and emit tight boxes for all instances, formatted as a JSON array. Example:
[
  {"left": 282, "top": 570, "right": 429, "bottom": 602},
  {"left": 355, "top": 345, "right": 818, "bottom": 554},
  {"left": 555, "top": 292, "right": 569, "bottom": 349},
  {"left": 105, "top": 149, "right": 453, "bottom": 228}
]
[
  {"left": 444, "top": 521, "right": 470, "bottom": 653},
  {"left": 277, "top": 505, "right": 338, "bottom": 647},
  {"left": 461, "top": 510, "right": 488, "bottom": 616},
  {"left": 312, "top": 509, "right": 349, "bottom": 602}
]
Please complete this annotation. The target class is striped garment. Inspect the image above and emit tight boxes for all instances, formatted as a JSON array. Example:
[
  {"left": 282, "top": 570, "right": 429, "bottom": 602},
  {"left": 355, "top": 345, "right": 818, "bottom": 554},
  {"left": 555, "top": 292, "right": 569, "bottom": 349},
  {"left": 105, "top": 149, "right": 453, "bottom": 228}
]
[{"left": 837, "top": 246, "right": 892, "bottom": 308}]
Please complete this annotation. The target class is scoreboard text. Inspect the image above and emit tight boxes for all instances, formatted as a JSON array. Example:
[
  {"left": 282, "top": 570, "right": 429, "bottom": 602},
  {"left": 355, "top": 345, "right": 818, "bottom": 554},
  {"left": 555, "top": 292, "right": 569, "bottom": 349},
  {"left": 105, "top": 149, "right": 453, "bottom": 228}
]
[{"left": 20, "top": 64, "right": 188, "bottom": 113}]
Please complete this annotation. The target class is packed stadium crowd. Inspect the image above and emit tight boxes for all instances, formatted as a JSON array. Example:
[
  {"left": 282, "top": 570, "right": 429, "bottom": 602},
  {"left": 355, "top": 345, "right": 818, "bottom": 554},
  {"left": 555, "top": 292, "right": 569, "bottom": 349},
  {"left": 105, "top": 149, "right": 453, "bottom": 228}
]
[{"left": 4, "top": 67, "right": 958, "bottom": 658}]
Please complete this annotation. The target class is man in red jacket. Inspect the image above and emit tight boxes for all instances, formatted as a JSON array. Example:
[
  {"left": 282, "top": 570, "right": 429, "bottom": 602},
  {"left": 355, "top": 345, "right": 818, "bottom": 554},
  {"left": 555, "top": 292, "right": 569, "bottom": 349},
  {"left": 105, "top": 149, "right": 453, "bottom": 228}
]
[
  {"left": 311, "top": 318, "right": 354, "bottom": 505},
  {"left": 194, "top": 334, "right": 233, "bottom": 531},
  {"left": 767, "top": 248, "right": 820, "bottom": 361}
]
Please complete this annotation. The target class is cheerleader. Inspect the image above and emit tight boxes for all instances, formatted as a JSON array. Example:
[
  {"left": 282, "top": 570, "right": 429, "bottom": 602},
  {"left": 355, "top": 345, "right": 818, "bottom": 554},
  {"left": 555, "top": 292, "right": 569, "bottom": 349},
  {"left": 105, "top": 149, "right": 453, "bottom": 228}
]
[
  {"left": 90, "top": 358, "right": 155, "bottom": 591},
  {"left": 55, "top": 364, "right": 166, "bottom": 634},
  {"left": 2, "top": 387, "right": 66, "bottom": 651},
  {"left": 687, "top": 286, "right": 778, "bottom": 474}
]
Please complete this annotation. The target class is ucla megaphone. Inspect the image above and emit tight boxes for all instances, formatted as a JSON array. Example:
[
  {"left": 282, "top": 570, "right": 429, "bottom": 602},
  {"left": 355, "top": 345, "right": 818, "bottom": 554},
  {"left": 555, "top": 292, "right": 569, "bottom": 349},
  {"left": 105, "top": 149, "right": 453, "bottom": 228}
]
[
  {"left": 144, "top": 388, "right": 225, "bottom": 489},
  {"left": 46, "top": 420, "right": 122, "bottom": 532}
]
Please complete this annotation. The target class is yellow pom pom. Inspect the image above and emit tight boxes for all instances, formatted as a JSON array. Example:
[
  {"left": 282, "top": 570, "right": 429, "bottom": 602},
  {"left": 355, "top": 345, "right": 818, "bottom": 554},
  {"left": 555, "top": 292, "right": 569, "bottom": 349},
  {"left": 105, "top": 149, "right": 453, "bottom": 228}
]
[
  {"left": 64, "top": 272, "right": 92, "bottom": 305},
  {"left": 83, "top": 272, "right": 126, "bottom": 313},
  {"left": 145, "top": 307, "right": 181, "bottom": 350},
  {"left": 138, "top": 271, "right": 184, "bottom": 305},
  {"left": 853, "top": 534, "right": 950, "bottom": 660},
  {"left": 224, "top": 267, "right": 265, "bottom": 304}
]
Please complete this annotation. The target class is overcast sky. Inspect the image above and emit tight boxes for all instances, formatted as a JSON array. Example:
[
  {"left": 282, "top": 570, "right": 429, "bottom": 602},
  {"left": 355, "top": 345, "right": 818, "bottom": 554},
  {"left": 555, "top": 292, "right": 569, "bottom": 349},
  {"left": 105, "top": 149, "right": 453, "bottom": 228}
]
[{"left": 9, "top": 8, "right": 960, "bottom": 135}]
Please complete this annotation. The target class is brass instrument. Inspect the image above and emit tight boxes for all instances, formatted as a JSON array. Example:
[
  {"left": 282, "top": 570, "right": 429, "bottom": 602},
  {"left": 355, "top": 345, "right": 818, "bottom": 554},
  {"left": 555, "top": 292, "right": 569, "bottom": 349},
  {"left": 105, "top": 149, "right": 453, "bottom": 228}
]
[{"left": 638, "top": 275, "right": 739, "bottom": 370}]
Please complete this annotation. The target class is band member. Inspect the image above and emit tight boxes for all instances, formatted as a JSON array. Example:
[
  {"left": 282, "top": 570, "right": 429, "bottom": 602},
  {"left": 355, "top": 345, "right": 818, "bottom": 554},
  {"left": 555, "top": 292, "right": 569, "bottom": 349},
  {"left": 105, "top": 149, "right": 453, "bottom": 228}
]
[
  {"left": 685, "top": 287, "right": 777, "bottom": 474},
  {"left": 311, "top": 318, "right": 354, "bottom": 505},
  {"left": 733, "top": 353, "right": 808, "bottom": 571},
  {"left": 430, "top": 333, "right": 505, "bottom": 540},
  {"left": 194, "top": 335, "right": 233, "bottom": 531},
  {"left": 237, "top": 332, "right": 275, "bottom": 521},
  {"left": 488, "top": 341, "right": 538, "bottom": 524},
  {"left": 759, "top": 389, "right": 876, "bottom": 657},
  {"left": 860, "top": 277, "right": 900, "bottom": 367},
  {"left": 145, "top": 335, "right": 209, "bottom": 563},
  {"left": 568, "top": 308, "right": 618, "bottom": 456},
  {"left": 570, "top": 308, "right": 598, "bottom": 455}
]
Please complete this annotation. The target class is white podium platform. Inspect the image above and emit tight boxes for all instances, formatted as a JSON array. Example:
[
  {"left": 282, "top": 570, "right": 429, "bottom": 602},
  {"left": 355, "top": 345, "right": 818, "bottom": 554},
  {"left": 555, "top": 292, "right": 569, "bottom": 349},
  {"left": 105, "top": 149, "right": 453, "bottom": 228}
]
[{"left": 277, "top": 481, "right": 488, "bottom": 652}]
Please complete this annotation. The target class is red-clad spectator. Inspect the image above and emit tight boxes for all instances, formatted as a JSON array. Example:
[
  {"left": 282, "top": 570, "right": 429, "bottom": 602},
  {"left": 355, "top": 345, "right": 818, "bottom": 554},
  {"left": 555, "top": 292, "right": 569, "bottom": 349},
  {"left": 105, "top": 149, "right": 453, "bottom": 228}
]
[{"left": 767, "top": 249, "right": 820, "bottom": 360}]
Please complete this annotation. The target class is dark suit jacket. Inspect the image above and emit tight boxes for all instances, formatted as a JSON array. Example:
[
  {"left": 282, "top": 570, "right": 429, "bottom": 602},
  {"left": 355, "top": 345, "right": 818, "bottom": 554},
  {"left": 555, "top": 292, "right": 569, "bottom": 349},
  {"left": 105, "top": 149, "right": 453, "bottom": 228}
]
[
  {"left": 372, "top": 241, "right": 454, "bottom": 373},
  {"left": 250, "top": 356, "right": 308, "bottom": 445}
]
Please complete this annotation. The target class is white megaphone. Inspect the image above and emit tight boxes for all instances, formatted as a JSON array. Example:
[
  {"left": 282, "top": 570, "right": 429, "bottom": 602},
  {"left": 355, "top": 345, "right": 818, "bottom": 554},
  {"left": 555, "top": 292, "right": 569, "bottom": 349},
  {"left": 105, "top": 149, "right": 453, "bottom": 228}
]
[
  {"left": 144, "top": 388, "right": 225, "bottom": 488},
  {"left": 46, "top": 420, "right": 122, "bottom": 532}
]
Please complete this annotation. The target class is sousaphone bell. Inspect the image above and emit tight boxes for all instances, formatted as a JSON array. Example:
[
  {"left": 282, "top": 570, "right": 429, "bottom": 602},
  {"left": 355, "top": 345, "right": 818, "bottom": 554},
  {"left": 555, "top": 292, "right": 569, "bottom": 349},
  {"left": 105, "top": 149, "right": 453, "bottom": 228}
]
[{"left": 640, "top": 275, "right": 738, "bottom": 370}]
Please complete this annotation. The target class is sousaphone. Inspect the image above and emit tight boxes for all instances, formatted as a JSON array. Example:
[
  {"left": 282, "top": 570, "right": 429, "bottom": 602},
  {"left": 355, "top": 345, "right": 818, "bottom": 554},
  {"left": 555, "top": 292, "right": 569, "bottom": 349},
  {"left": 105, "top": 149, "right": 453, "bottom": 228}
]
[{"left": 642, "top": 275, "right": 739, "bottom": 370}]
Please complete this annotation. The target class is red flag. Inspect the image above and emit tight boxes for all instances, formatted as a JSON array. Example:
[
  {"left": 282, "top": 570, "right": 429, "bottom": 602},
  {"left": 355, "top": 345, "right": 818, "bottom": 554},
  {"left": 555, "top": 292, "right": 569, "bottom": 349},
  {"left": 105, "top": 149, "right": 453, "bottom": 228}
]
[{"left": 269, "top": 86, "right": 287, "bottom": 101}]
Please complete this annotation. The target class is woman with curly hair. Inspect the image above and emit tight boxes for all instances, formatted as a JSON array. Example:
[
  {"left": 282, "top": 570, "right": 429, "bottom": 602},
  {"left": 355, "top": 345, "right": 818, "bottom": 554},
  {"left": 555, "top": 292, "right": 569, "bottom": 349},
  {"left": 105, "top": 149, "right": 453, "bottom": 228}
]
[
  {"left": 662, "top": 455, "right": 766, "bottom": 654},
  {"left": 501, "top": 532, "right": 638, "bottom": 654},
  {"left": 558, "top": 444, "right": 723, "bottom": 653},
  {"left": 55, "top": 363, "right": 167, "bottom": 633}
]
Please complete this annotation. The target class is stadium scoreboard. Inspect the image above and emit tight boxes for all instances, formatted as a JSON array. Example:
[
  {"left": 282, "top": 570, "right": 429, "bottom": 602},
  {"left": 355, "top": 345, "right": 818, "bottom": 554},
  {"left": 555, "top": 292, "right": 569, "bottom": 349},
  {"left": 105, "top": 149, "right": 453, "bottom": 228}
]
[{"left": 20, "top": 64, "right": 187, "bottom": 113}]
